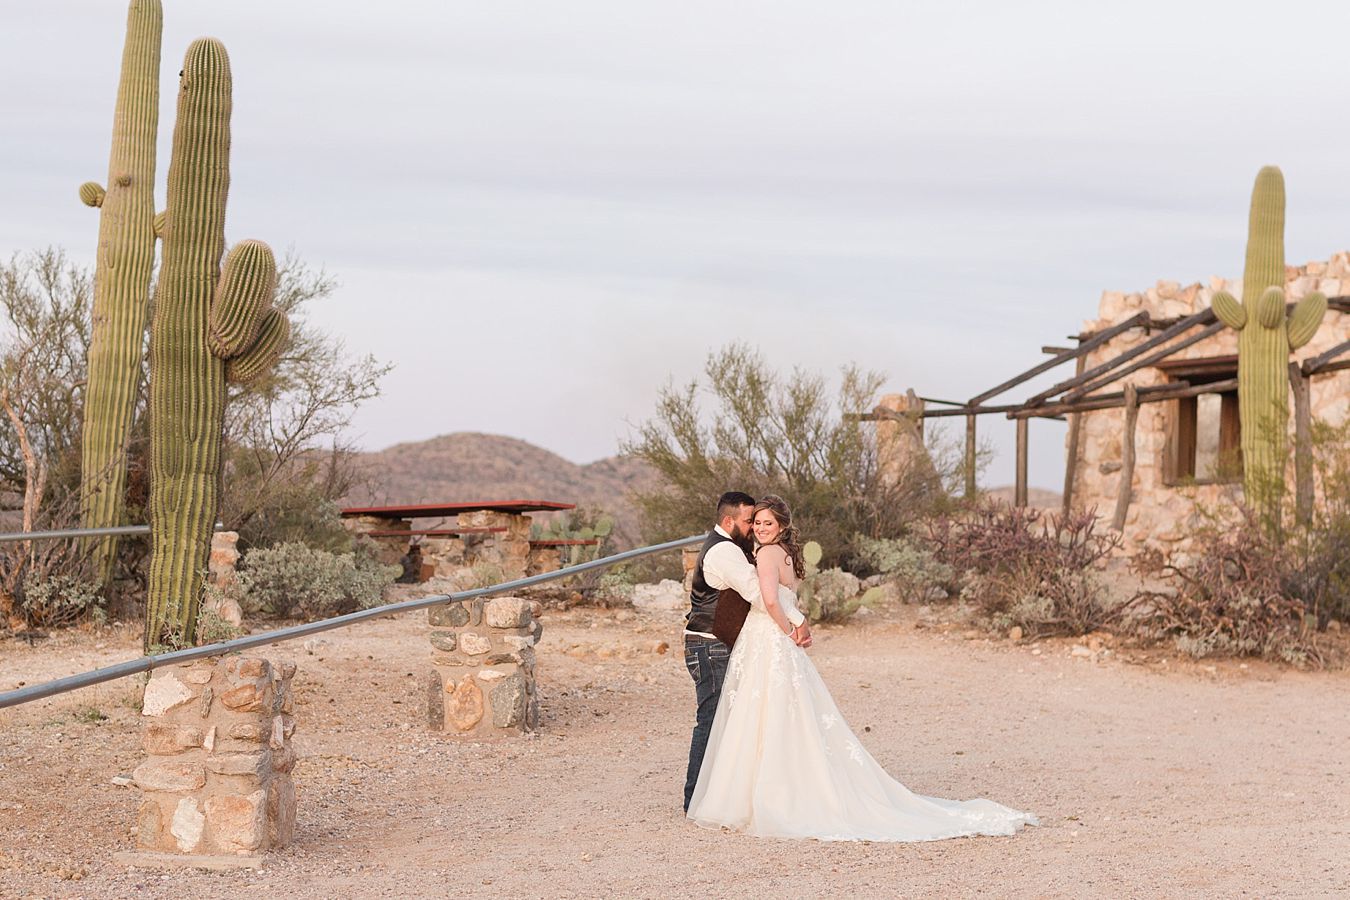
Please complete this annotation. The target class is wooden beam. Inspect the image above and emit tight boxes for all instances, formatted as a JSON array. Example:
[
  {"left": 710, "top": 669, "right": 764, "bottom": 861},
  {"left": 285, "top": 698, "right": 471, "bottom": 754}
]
[
  {"left": 1010, "top": 377, "right": 1239, "bottom": 419},
  {"left": 964, "top": 414, "right": 977, "bottom": 499},
  {"left": 1061, "top": 354, "right": 1088, "bottom": 516},
  {"left": 1015, "top": 418, "right": 1029, "bottom": 508},
  {"left": 917, "top": 403, "right": 1024, "bottom": 419},
  {"left": 1312, "top": 357, "right": 1350, "bottom": 376},
  {"left": 1064, "top": 320, "right": 1227, "bottom": 400},
  {"left": 1302, "top": 338, "right": 1350, "bottom": 375},
  {"left": 1111, "top": 383, "right": 1140, "bottom": 531},
  {"left": 968, "top": 312, "right": 1149, "bottom": 406},
  {"left": 1041, "top": 346, "right": 1073, "bottom": 355},
  {"left": 1025, "top": 308, "right": 1215, "bottom": 405},
  {"left": 1290, "top": 361, "right": 1314, "bottom": 527}
]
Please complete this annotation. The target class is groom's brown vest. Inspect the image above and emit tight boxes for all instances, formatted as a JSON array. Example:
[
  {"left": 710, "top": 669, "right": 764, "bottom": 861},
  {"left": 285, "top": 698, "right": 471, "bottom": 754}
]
[{"left": 686, "top": 530, "right": 751, "bottom": 635}]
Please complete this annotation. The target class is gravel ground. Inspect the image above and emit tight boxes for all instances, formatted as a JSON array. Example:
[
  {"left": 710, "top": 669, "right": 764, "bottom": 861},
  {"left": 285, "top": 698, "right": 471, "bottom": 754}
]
[{"left": 1, "top": 602, "right": 1347, "bottom": 899}]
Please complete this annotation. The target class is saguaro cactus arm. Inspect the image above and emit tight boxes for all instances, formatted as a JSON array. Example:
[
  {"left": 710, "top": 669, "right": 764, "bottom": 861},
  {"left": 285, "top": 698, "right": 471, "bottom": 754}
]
[
  {"left": 1211, "top": 290, "right": 1246, "bottom": 329},
  {"left": 226, "top": 308, "right": 290, "bottom": 385},
  {"left": 1256, "top": 286, "right": 1286, "bottom": 329},
  {"left": 208, "top": 239, "right": 276, "bottom": 358},
  {"left": 79, "top": 182, "right": 107, "bottom": 207},
  {"left": 1288, "top": 291, "right": 1327, "bottom": 349}
]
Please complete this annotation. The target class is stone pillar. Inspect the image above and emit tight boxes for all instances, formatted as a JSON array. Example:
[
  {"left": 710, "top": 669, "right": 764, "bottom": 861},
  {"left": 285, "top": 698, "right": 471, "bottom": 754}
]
[
  {"left": 342, "top": 514, "right": 410, "bottom": 567},
  {"left": 204, "top": 531, "right": 243, "bottom": 627},
  {"left": 425, "top": 597, "right": 542, "bottom": 735},
  {"left": 875, "top": 390, "right": 942, "bottom": 492},
  {"left": 682, "top": 546, "right": 700, "bottom": 593},
  {"left": 131, "top": 657, "right": 297, "bottom": 858},
  {"left": 526, "top": 544, "right": 562, "bottom": 576},
  {"left": 458, "top": 511, "right": 533, "bottom": 580}
]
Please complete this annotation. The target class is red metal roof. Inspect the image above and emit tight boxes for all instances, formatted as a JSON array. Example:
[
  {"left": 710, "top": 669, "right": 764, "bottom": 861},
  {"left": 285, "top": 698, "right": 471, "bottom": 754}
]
[{"left": 340, "top": 500, "right": 576, "bottom": 519}]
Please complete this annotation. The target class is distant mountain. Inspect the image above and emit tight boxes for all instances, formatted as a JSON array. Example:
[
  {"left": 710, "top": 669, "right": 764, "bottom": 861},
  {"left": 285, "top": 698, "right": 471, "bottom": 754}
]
[{"left": 343, "top": 433, "right": 658, "bottom": 547}]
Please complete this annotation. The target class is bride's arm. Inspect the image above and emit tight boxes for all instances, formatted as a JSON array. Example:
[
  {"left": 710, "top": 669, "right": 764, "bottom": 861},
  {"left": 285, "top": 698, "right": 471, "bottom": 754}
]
[{"left": 756, "top": 548, "right": 795, "bottom": 635}]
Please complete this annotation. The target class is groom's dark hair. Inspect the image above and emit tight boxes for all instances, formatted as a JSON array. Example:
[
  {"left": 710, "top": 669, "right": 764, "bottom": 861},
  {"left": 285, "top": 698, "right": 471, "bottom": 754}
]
[{"left": 717, "top": 491, "right": 756, "bottom": 520}]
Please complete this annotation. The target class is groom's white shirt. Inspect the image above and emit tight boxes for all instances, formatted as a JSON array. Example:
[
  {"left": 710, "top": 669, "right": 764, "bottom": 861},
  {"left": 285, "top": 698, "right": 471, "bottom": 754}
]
[{"left": 690, "top": 525, "right": 804, "bottom": 639}]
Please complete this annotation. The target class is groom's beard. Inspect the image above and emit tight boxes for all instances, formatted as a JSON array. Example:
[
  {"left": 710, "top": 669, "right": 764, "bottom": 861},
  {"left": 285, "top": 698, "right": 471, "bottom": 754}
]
[{"left": 731, "top": 530, "right": 755, "bottom": 559}]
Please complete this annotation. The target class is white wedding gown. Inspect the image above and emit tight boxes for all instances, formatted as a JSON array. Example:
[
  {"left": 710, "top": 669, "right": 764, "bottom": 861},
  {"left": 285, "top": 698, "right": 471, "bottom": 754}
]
[{"left": 687, "top": 584, "right": 1038, "bottom": 841}]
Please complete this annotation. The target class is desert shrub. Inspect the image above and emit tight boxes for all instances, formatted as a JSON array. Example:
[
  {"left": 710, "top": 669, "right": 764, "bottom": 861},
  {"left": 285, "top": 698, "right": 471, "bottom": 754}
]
[
  {"left": 1283, "top": 418, "right": 1350, "bottom": 628},
  {"left": 592, "top": 569, "right": 636, "bottom": 607},
  {"left": 853, "top": 534, "right": 954, "bottom": 602},
  {"left": 467, "top": 562, "right": 507, "bottom": 590},
  {"left": 799, "top": 567, "right": 868, "bottom": 623},
  {"left": 238, "top": 542, "right": 398, "bottom": 620},
  {"left": 624, "top": 344, "right": 972, "bottom": 572},
  {"left": 928, "top": 503, "right": 1122, "bottom": 637},
  {"left": 18, "top": 573, "right": 105, "bottom": 628},
  {"left": 195, "top": 600, "right": 242, "bottom": 645},
  {"left": 1130, "top": 512, "right": 1324, "bottom": 666}
]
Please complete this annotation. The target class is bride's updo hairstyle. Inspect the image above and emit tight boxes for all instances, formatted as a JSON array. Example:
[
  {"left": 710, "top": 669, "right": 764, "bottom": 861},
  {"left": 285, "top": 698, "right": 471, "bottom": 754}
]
[{"left": 753, "top": 495, "right": 806, "bottom": 580}]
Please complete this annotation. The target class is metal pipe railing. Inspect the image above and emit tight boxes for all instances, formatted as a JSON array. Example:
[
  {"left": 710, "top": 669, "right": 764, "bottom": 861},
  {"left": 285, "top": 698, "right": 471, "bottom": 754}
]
[
  {"left": 0, "top": 533, "right": 706, "bottom": 710},
  {"left": 0, "top": 523, "right": 225, "bottom": 543}
]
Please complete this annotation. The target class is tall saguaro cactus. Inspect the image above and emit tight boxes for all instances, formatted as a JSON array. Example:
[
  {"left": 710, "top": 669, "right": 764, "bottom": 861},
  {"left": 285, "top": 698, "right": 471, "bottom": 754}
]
[
  {"left": 78, "top": 0, "right": 162, "bottom": 583},
  {"left": 1210, "top": 166, "right": 1327, "bottom": 526},
  {"left": 144, "top": 38, "right": 290, "bottom": 650}
]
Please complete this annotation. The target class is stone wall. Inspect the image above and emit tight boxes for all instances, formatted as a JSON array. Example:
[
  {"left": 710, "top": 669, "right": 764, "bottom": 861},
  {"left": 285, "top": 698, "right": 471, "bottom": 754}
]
[
  {"left": 1069, "top": 253, "right": 1350, "bottom": 551},
  {"left": 425, "top": 596, "right": 542, "bottom": 735},
  {"left": 132, "top": 657, "right": 297, "bottom": 856}
]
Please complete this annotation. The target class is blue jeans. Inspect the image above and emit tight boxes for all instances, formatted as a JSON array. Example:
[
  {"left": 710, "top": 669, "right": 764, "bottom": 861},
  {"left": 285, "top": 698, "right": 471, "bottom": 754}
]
[{"left": 683, "top": 636, "right": 730, "bottom": 811}]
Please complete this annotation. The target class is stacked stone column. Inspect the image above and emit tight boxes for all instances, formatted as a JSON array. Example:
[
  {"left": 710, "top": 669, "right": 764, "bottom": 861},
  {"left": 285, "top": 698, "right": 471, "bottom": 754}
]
[
  {"left": 426, "top": 596, "right": 542, "bottom": 735},
  {"left": 458, "top": 510, "right": 532, "bottom": 580},
  {"left": 132, "top": 657, "right": 297, "bottom": 856},
  {"left": 342, "top": 514, "right": 410, "bottom": 567}
]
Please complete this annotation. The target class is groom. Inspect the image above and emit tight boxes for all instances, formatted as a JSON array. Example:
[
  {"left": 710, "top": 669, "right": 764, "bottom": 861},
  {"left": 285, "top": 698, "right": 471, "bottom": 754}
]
[{"left": 682, "top": 491, "right": 811, "bottom": 811}]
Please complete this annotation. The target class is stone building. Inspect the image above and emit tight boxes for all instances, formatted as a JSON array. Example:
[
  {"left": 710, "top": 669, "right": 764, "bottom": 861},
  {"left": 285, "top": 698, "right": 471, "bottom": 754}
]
[{"left": 1065, "top": 254, "right": 1349, "bottom": 550}]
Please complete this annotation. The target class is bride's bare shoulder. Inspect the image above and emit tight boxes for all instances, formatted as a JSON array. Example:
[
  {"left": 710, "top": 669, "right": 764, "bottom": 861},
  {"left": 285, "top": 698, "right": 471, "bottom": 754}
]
[{"left": 754, "top": 543, "right": 789, "bottom": 565}]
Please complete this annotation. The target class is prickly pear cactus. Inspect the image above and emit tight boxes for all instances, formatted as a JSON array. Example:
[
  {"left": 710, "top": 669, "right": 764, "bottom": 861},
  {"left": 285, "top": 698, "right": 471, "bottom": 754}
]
[
  {"left": 1210, "top": 166, "right": 1327, "bottom": 524},
  {"left": 143, "top": 38, "right": 290, "bottom": 651},
  {"left": 802, "top": 540, "right": 823, "bottom": 577},
  {"left": 78, "top": 0, "right": 163, "bottom": 583}
]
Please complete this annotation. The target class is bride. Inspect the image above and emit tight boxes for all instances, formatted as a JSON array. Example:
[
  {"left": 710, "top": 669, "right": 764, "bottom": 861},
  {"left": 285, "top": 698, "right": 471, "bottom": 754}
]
[{"left": 686, "top": 495, "right": 1038, "bottom": 842}]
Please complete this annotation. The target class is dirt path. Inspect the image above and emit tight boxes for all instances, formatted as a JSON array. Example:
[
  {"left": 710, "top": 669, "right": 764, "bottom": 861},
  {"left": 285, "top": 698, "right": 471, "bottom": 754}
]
[{"left": 1, "top": 603, "right": 1347, "bottom": 899}]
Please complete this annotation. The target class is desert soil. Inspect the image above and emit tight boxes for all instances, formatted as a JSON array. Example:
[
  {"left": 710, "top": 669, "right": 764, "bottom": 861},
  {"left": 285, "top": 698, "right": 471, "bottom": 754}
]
[{"left": 1, "top": 599, "right": 1347, "bottom": 899}]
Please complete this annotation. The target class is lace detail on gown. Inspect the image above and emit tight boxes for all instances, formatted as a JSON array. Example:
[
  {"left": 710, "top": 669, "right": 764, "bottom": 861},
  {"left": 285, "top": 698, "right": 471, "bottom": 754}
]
[{"left": 686, "top": 584, "right": 1038, "bottom": 842}]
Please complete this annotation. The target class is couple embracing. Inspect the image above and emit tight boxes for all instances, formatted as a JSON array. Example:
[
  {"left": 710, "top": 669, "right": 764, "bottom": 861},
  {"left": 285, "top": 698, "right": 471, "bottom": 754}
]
[{"left": 682, "top": 492, "right": 1038, "bottom": 842}]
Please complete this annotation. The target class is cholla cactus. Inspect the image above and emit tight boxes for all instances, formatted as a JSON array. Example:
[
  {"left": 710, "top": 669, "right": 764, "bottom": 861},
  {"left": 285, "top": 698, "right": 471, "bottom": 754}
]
[
  {"left": 1210, "top": 167, "right": 1327, "bottom": 525},
  {"left": 77, "top": 0, "right": 162, "bottom": 582},
  {"left": 143, "top": 38, "right": 290, "bottom": 650}
]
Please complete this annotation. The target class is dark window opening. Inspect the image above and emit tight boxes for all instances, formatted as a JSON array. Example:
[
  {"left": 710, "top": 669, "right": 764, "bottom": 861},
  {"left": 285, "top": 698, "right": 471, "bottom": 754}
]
[{"left": 1159, "top": 359, "right": 1242, "bottom": 485}]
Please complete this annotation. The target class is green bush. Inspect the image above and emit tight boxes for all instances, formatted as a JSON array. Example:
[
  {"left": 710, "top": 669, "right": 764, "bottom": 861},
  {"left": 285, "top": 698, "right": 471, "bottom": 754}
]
[
  {"left": 624, "top": 344, "right": 966, "bottom": 572},
  {"left": 19, "top": 574, "right": 105, "bottom": 628},
  {"left": 853, "top": 534, "right": 954, "bottom": 602},
  {"left": 237, "top": 542, "right": 398, "bottom": 620}
]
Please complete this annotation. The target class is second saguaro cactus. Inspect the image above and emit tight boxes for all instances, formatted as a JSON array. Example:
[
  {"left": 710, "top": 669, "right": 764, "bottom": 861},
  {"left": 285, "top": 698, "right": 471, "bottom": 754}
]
[
  {"left": 1210, "top": 166, "right": 1327, "bottom": 525},
  {"left": 78, "top": 0, "right": 162, "bottom": 583},
  {"left": 144, "top": 38, "right": 290, "bottom": 650}
]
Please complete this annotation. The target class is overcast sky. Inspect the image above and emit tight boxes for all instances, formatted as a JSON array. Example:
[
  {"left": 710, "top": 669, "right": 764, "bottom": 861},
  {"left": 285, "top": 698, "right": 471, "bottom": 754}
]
[{"left": 4, "top": 1, "right": 1349, "bottom": 490}]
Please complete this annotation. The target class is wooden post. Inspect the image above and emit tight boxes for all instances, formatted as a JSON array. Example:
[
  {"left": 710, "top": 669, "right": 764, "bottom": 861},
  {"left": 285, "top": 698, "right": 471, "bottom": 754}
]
[
  {"left": 1061, "top": 354, "right": 1087, "bottom": 516},
  {"left": 1290, "top": 361, "right": 1313, "bottom": 526},
  {"left": 964, "top": 413, "right": 977, "bottom": 499},
  {"left": 1014, "top": 418, "right": 1029, "bottom": 508},
  {"left": 1111, "top": 383, "right": 1139, "bottom": 531}
]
